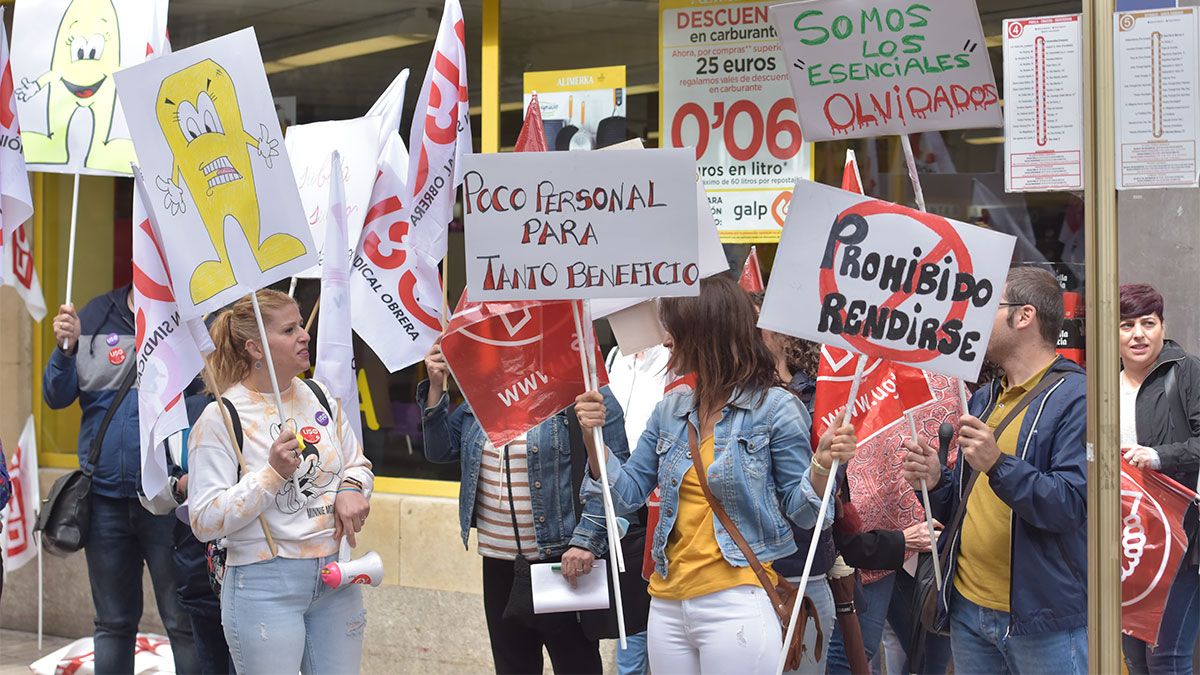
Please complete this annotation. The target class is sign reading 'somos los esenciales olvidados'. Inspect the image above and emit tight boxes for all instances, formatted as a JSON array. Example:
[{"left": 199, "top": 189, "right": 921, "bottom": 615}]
[
  {"left": 768, "top": 0, "right": 1002, "bottom": 141},
  {"left": 463, "top": 148, "right": 699, "bottom": 301},
  {"left": 759, "top": 180, "right": 1016, "bottom": 382}
]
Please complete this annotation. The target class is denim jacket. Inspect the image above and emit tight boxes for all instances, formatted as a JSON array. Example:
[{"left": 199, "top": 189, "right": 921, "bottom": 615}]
[
  {"left": 584, "top": 385, "right": 831, "bottom": 580},
  {"left": 419, "top": 380, "right": 630, "bottom": 558}
]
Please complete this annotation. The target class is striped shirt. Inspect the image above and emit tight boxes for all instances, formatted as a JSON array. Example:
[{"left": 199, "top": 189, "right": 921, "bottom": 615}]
[{"left": 474, "top": 435, "right": 538, "bottom": 560}]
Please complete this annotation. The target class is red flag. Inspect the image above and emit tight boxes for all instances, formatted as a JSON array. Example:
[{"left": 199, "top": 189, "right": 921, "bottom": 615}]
[
  {"left": 842, "top": 149, "right": 865, "bottom": 194},
  {"left": 1122, "top": 459, "right": 1196, "bottom": 645},
  {"left": 739, "top": 246, "right": 764, "bottom": 293},
  {"left": 515, "top": 94, "right": 549, "bottom": 153},
  {"left": 441, "top": 296, "right": 607, "bottom": 447},
  {"left": 810, "top": 346, "right": 935, "bottom": 445}
]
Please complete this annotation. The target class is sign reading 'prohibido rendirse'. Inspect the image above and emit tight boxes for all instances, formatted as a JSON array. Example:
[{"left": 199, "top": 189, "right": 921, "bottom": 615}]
[
  {"left": 768, "top": 0, "right": 1003, "bottom": 141},
  {"left": 758, "top": 180, "right": 1016, "bottom": 382}
]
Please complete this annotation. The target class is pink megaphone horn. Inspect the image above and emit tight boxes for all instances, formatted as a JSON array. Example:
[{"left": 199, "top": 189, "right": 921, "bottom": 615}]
[{"left": 320, "top": 551, "right": 384, "bottom": 588}]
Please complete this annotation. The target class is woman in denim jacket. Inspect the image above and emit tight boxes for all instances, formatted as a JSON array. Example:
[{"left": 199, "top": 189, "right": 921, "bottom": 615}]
[
  {"left": 574, "top": 276, "right": 857, "bottom": 674},
  {"left": 420, "top": 339, "right": 629, "bottom": 674}
]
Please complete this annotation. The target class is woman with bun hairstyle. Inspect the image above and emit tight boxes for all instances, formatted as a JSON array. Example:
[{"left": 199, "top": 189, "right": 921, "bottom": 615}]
[
  {"left": 574, "top": 275, "right": 858, "bottom": 674},
  {"left": 188, "top": 290, "right": 373, "bottom": 674}
]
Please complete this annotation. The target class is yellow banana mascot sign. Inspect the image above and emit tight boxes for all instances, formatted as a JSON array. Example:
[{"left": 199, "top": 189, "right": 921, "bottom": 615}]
[{"left": 115, "top": 28, "right": 315, "bottom": 318}]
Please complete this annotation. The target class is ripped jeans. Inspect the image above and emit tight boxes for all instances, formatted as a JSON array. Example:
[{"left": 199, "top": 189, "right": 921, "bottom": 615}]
[{"left": 221, "top": 555, "right": 365, "bottom": 674}]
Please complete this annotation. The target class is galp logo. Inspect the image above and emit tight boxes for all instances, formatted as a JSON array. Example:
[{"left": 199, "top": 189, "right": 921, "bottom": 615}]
[{"left": 772, "top": 191, "right": 791, "bottom": 227}]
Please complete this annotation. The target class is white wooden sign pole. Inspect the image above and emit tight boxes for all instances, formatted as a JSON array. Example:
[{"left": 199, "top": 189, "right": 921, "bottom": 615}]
[
  {"left": 570, "top": 300, "right": 627, "bottom": 648},
  {"left": 250, "top": 291, "right": 303, "bottom": 495},
  {"left": 777, "top": 354, "right": 867, "bottom": 675},
  {"left": 62, "top": 174, "right": 81, "bottom": 349}
]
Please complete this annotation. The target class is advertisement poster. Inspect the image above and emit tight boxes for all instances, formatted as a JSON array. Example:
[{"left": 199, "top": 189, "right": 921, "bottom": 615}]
[
  {"left": 523, "top": 66, "right": 626, "bottom": 151},
  {"left": 660, "top": 0, "right": 813, "bottom": 243},
  {"left": 1003, "top": 15, "right": 1085, "bottom": 193},
  {"left": 768, "top": 0, "right": 1003, "bottom": 142},
  {"left": 1115, "top": 8, "right": 1200, "bottom": 189}
]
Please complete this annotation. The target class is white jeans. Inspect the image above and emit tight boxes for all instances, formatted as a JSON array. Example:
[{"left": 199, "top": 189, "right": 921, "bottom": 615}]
[{"left": 648, "top": 585, "right": 783, "bottom": 674}]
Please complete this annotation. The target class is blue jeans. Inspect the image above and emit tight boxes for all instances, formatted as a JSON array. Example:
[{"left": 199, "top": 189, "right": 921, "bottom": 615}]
[
  {"left": 221, "top": 555, "right": 365, "bottom": 674},
  {"left": 84, "top": 495, "right": 197, "bottom": 674},
  {"left": 827, "top": 573, "right": 895, "bottom": 673},
  {"left": 617, "top": 631, "right": 649, "bottom": 675},
  {"left": 784, "top": 574, "right": 836, "bottom": 675},
  {"left": 1123, "top": 562, "right": 1200, "bottom": 675},
  {"left": 950, "top": 588, "right": 1087, "bottom": 674}
]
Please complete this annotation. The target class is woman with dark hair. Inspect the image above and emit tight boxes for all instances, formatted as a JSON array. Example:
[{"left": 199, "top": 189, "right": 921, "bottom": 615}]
[
  {"left": 574, "top": 275, "right": 857, "bottom": 673},
  {"left": 1118, "top": 283, "right": 1200, "bottom": 675}
]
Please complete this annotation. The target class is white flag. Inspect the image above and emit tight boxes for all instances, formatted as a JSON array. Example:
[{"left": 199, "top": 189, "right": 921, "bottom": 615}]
[
  {"left": 366, "top": 69, "right": 410, "bottom": 155},
  {"left": 3, "top": 415, "right": 41, "bottom": 572},
  {"left": 351, "top": 135, "right": 443, "bottom": 372},
  {"left": 315, "top": 152, "right": 363, "bottom": 443},
  {"left": 404, "top": 0, "right": 471, "bottom": 264},
  {"left": 132, "top": 167, "right": 214, "bottom": 501},
  {"left": 0, "top": 7, "right": 45, "bottom": 322}
]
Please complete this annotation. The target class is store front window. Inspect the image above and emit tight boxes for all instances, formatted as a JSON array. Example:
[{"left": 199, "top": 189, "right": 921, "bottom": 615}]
[{"left": 27, "top": 0, "right": 1101, "bottom": 485}]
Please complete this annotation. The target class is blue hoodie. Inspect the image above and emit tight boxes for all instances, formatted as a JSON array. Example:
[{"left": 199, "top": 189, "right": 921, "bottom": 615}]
[
  {"left": 43, "top": 285, "right": 142, "bottom": 499},
  {"left": 927, "top": 356, "right": 1088, "bottom": 637}
]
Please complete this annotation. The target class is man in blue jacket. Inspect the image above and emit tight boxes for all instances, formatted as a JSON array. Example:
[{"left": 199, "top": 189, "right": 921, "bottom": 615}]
[
  {"left": 46, "top": 285, "right": 198, "bottom": 674},
  {"left": 902, "top": 267, "right": 1088, "bottom": 674}
]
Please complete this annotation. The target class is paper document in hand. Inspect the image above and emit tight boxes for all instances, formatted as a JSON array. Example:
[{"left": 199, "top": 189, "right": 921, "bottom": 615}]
[{"left": 531, "top": 560, "right": 610, "bottom": 614}]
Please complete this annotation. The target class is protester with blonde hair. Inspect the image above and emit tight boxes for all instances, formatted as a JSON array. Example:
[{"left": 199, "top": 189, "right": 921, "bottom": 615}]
[
  {"left": 574, "top": 275, "right": 857, "bottom": 674},
  {"left": 188, "top": 290, "right": 373, "bottom": 674}
]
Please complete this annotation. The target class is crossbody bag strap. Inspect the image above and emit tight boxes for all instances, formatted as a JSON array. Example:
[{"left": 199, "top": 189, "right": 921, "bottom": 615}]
[
  {"left": 941, "top": 369, "right": 1070, "bottom": 540},
  {"left": 503, "top": 444, "right": 525, "bottom": 559},
  {"left": 83, "top": 362, "right": 139, "bottom": 477},
  {"left": 687, "top": 423, "right": 786, "bottom": 610}
]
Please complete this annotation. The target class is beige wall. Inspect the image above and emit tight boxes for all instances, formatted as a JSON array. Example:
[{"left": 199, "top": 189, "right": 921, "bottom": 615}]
[{"left": 0, "top": 291, "right": 34, "bottom": 456}]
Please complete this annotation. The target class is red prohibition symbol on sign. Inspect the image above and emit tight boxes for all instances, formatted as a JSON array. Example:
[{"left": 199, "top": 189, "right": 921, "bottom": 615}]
[{"left": 817, "top": 199, "right": 974, "bottom": 363}]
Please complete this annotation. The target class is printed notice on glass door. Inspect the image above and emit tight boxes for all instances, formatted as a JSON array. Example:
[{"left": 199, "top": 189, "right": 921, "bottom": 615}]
[
  {"left": 1115, "top": 8, "right": 1200, "bottom": 190},
  {"left": 660, "top": 0, "right": 812, "bottom": 244},
  {"left": 1003, "top": 15, "right": 1084, "bottom": 193}
]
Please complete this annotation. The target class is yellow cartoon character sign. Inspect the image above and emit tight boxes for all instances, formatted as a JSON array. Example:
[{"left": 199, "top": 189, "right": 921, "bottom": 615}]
[
  {"left": 115, "top": 29, "right": 315, "bottom": 318},
  {"left": 12, "top": 0, "right": 166, "bottom": 176}
]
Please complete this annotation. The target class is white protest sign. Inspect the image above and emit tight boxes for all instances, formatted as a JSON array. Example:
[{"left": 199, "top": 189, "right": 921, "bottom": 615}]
[
  {"left": 285, "top": 117, "right": 382, "bottom": 278},
  {"left": 462, "top": 148, "right": 699, "bottom": 301},
  {"left": 12, "top": 0, "right": 167, "bottom": 176},
  {"left": 759, "top": 180, "right": 1016, "bottom": 382},
  {"left": 590, "top": 175, "right": 727, "bottom": 319},
  {"left": 114, "top": 28, "right": 316, "bottom": 318},
  {"left": 769, "top": 0, "right": 1002, "bottom": 142}
]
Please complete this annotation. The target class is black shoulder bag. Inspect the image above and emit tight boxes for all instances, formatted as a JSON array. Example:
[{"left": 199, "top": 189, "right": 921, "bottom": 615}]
[{"left": 35, "top": 362, "right": 138, "bottom": 556}]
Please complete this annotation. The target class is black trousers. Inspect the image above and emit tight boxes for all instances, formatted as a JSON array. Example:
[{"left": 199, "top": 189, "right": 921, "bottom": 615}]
[{"left": 481, "top": 555, "right": 603, "bottom": 674}]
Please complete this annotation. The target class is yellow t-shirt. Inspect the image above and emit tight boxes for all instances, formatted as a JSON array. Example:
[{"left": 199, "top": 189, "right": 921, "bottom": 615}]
[
  {"left": 649, "top": 435, "right": 776, "bottom": 601},
  {"left": 954, "top": 360, "right": 1055, "bottom": 612}
]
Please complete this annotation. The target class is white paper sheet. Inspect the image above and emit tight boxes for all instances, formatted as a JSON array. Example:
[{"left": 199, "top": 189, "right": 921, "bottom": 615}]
[{"left": 531, "top": 560, "right": 610, "bottom": 614}]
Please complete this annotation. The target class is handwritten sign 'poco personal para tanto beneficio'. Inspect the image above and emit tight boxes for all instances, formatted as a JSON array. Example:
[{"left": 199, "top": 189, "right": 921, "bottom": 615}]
[
  {"left": 768, "top": 0, "right": 1003, "bottom": 142},
  {"left": 462, "top": 148, "right": 699, "bottom": 301}
]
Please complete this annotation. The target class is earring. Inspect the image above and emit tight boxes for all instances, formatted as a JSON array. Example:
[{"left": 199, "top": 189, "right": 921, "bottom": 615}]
[{"left": 255, "top": 361, "right": 263, "bottom": 370}]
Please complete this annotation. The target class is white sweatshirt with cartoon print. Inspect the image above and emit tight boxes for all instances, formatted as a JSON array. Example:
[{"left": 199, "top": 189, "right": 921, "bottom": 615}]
[{"left": 188, "top": 377, "right": 374, "bottom": 566}]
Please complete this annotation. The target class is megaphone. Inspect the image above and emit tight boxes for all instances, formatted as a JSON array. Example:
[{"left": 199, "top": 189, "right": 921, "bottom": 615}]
[{"left": 320, "top": 551, "right": 384, "bottom": 588}]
